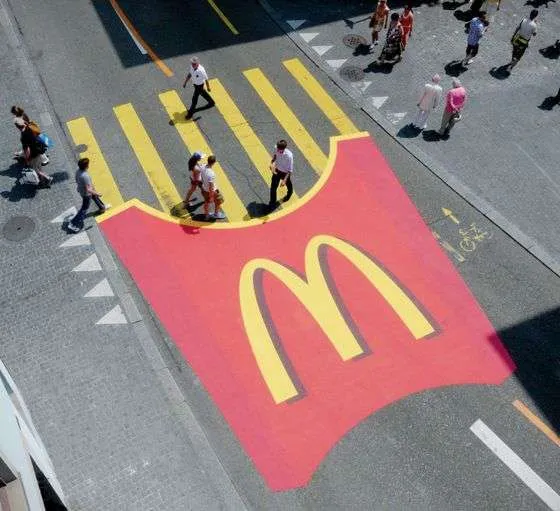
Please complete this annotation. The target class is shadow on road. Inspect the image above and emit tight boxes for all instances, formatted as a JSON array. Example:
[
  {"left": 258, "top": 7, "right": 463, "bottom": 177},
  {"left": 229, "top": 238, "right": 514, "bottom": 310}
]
[
  {"left": 489, "top": 65, "right": 511, "bottom": 80},
  {"left": 495, "top": 307, "right": 560, "bottom": 432}
]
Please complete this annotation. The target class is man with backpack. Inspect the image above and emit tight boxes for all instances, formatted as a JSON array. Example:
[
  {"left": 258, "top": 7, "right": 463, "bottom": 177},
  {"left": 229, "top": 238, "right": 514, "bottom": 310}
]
[
  {"left": 15, "top": 118, "right": 52, "bottom": 187},
  {"left": 507, "top": 9, "right": 538, "bottom": 71}
]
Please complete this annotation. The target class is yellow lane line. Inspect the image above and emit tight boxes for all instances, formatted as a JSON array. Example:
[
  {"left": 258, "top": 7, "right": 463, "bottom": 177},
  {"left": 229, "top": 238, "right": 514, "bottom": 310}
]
[
  {"left": 158, "top": 90, "right": 247, "bottom": 221},
  {"left": 206, "top": 0, "right": 239, "bottom": 35},
  {"left": 109, "top": 0, "right": 174, "bottom": 77},
  {"left": 210, "top": 78, "right": 299, "bottom": 201},
  {"left": 243, "top": 68, "right": 327, "bottom": 175},
  {"left": 66, "top": 117, "right": 124, "bottom": 209},
  {"left": 113, "top": 103, "right": 181, "bottom": 212},
  {"left": 513, "top": 400, "right": 560, "bottom": 447},
  {"left": 283, "top": 58, "right": 359, "bottom": 135}
]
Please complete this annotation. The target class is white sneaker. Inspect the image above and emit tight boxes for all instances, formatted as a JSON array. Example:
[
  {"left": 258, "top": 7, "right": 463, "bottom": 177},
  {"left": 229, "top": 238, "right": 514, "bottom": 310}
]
[{"left": 213, "top": 211, "right": 226, "bottom": 220}]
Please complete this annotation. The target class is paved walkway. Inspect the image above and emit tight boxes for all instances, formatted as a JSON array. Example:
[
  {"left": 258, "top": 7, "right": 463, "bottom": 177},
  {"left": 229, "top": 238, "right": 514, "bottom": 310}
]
[
  {"left": 0, "top": 1, "right": 244, "bottom": 509},
  {"left": 260, "top": 0, "right": 560, "bottom": 276}
]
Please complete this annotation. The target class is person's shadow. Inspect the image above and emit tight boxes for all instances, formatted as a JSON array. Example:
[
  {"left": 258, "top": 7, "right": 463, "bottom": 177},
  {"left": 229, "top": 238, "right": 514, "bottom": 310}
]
[
  {"left": 422, "top": 130, "right": 442, "bottom": 142},
  {"left": 525, "top": 0, "right": 555, "bottom": 7},
  {"left": 245, "top": 201, "right": 273, "bottom": 219},
  {"left": 489, "top": 65, "right": 511, "bottom": 80},
  {"left": 353, "top": 43, "right": 372, "bottom": 56},
  {"left": 397, "top": 124, "right": 422, "bottom": 138},
  {"left": 442, "top": 0, "right": 469, "bottom": 9},
  {"left": 539, "top": 42, "right": 560, "bottom": 59},
  {"left": 364, "top": 60, "right": 395, "bottom": 74},
  {"left": 453, "top": 9, "right": 474, "bottom": 22},
  {"left": 444, "top": 60, "right": 468, "bottom": 77},
  {"left": 538, "top": 96, "right": 559, "bottom": 111}
]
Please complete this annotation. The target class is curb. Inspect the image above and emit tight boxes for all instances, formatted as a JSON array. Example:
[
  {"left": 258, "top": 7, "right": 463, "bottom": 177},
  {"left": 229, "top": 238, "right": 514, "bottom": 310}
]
[
  {"left": 257, "top": 0, "right": 560, "bottom": 278},
  {"left": 0, "top": 2, "right": 247, "bottom": 508}
]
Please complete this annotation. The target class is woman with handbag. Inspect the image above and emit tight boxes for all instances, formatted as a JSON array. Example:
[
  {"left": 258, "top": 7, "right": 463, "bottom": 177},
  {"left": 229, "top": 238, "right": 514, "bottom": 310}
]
[
  {"left": 377, "top": 13, "right": 404, "bottom": 64},
  {"left": 507, "top": 10, "right": 538, "bottom": 71}
]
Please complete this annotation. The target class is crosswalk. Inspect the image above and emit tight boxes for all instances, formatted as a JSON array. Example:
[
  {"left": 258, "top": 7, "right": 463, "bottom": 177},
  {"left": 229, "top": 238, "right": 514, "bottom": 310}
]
[{"left": 66, "top": 58, "right": 359, "bottom": 222}]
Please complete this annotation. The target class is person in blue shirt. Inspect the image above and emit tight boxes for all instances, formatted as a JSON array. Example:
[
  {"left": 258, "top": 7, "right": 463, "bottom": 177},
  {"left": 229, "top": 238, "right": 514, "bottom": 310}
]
[{"left": 462, "top": 12, "right": 487, "bottom": 66}]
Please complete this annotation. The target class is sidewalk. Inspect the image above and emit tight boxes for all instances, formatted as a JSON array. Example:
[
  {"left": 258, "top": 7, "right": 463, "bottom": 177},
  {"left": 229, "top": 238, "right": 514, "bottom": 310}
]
[
  {"left": 0, "top": 2, "right": 244, "bottom": 509},
  {"left": 260, "top": 0, "right": 560, "bottom": 277}
]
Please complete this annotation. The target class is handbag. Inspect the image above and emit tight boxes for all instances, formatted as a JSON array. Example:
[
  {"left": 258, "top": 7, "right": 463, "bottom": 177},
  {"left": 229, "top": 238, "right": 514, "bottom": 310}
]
[{"left": 19, "top": 168, "right": 40, "bottom": 185}]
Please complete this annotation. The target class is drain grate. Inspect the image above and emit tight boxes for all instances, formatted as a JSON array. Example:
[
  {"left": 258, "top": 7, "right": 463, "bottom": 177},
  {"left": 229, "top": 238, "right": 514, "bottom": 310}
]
[
  {"left": 339, "top": 65, "right": 365, "bottom": 82},
  {"left": 343, "top": 34, "right": 368, "bottom": 49},
  {"left": 2, "top": 216, "right": 36, "bottom": 242}
]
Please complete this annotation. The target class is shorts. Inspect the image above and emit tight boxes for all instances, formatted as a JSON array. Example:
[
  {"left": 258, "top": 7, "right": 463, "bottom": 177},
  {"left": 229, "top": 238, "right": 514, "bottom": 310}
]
[
  {"left": 466, "top": 43, "right": 479, "bottom": 57},
  {"left": 202, "top": 189, "right": 224, "bottom": 205},
  {"left": 190, "top": 178, "right": 202, "bottom": 187}
]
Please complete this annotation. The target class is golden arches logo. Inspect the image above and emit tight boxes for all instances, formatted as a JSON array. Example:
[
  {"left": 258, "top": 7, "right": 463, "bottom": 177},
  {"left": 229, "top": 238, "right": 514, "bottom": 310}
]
[{"left": 239, "top": 235, "right": 436, "bottom": 404}]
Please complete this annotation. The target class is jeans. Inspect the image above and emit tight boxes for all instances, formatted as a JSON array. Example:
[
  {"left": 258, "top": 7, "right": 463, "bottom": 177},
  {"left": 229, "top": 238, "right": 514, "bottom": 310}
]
[
  {"left": 269, "top": 171, "right": 293, "bottom": 205},
  {"left": 188, "top": 84, "right": 215, "bottom": 115},
  {"left": 70, "top": 195, "right": 105, "bottom": 229}
]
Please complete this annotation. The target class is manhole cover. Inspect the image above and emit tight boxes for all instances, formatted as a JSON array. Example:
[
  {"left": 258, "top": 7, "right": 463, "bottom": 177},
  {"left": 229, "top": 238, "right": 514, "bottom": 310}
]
[
  {"left": 343, "top": 34, "right": 367, "bottom": 48},
  {"left": 339, "top": 65, "right": 365, "bottom": 82},
  {"left": 2, "top": 216, "right": 36, "bottom": 242}
]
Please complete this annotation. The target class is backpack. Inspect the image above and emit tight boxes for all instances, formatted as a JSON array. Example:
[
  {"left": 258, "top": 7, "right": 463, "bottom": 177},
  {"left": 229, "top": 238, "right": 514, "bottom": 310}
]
[{"left": 28, "top": 120, "right": 41, "bottom": 136}]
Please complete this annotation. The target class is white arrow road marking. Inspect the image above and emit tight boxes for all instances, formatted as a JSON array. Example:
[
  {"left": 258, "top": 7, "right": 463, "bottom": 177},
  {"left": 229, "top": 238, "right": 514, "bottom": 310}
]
[
  {"left": 326, "top": 59, "right": 347, "bottom": 69},
  {"left": 286, "top": 19, "right": 306, "bottom": 30},
  {"left": 386, "top": 112, "right": 407, "bottom": 124},
  {"left": 352, "top": 81, "right": 372, "bottom": 94},
  {"left": 96, "top": 305, "right": 128, "bottom": 325},
  {"left": 471, "top": 420, "right": 560, "bottom": 511},
  {"left": 51, "top": 207, "right": 77, "bottom": 223},
  {"left": 369, "top": 96, "right": 388, "bottom": 109},
  {"left": 72, "top": 254, "right": 102, "bottom": 272},
  {"left": 300, "top": 32, "right": 319, "bottom": 43},
  {"left": 59, "top": 231, "right": 90, "bottom": 248},
  {"left": 112, "top": 6, "right": 147, "bottom": 54},
  {"left": 84, "top": 278, "right": 114, "bottom": 298}
]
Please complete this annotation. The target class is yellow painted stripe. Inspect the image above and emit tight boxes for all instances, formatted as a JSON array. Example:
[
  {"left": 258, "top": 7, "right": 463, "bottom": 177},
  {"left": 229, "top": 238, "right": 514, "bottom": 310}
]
[
  {"left": 210, "top": 78, "right": 299, "bottom": 202},
  {"left": 513, "top": 400, "right": 560, "bottom": 447},
  {"left": 66, "top": 117, "right": 124, "bottom": 210},
  {"left": 243, "top": 68, "right": 327, "bottom": 175},
  {"left": 158, "top": 89, "right": 247, "bottom": 221},
  {"left": 113, "top": 103, "right": 181, "bottom": 212},
  {"left": 283, "top": 58, "right": 359, "bottom": 135},
  {"left": 206, "top": 0, "right": 239, "bottom": 35},
  {"left": 109, "top": 0, "right": 173, "bottom": 77}
]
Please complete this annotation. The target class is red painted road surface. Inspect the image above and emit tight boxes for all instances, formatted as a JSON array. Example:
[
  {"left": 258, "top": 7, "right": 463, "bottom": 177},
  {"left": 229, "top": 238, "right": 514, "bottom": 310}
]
[{"left": 100, "top": 133, "right": 515, "bottom": 490}]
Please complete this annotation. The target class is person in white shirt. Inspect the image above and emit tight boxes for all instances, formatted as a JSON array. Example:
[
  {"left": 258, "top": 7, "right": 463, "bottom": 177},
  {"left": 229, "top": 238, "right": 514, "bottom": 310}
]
[
  {"left": 412, "top": 74, "right": 443, "bottom": 130},
  {"left": 182, "top": 56, "right": 215, "bottom": 120},
  {"left": 268, "top": 139, "right": 294, "bottom": 210},
  {"left": 507, "top": 9, "right": 538, "bottom": 70},
  {"left": 201, "top": 155, "right": 225, "bottom": 220}
]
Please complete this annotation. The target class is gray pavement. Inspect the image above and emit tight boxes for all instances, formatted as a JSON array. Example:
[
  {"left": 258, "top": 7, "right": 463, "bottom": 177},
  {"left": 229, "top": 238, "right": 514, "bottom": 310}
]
[
  {"left": 0, "top": 0, "right": 559, "bottom": 509},
  {"left": 259, "top": 0, "right": 560, "bottom": 277}
]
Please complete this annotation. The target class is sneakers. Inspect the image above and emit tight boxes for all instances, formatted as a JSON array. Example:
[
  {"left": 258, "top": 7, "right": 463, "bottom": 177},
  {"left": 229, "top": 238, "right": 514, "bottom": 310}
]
[
  {"left": 97, "top": 204, "right": 112, "bottom": 215},
  {"left": 213, "top": 211, "right": 226, "bottom": 220},
  {"left": 67, "top": 223, "right": 81, "bottom": 233}
]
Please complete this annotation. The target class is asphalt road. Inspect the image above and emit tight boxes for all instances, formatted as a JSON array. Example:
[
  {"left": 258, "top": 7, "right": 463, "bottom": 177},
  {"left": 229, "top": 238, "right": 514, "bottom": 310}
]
[{"left": 5, "top": 0, "right": 559, "bottom": 509}]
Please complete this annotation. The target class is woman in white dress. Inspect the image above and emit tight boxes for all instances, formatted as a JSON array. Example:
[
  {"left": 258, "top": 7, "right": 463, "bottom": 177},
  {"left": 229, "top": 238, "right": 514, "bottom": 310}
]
[{"left": 412, "top": 74, "right": 443, "bottom": 130}]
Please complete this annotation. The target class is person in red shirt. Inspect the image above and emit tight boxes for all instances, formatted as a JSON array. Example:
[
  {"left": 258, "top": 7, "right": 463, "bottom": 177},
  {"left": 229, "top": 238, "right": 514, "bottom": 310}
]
[
  {"left": 400, "top": 5, "right": 414, "bottom": 49},
  {"left": 439, "top": 79, "right": 467, "bottom": 138},
  {"left": 369, "top": 0, "right": 390, "bottom": 50}
]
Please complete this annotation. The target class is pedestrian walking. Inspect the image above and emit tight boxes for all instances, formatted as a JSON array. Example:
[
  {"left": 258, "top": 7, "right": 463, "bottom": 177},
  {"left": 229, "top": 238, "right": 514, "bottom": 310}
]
[
  {"left": 369, "top": 0, "right": 390, "bottom": 50},
  {"left": 268, "top": 139, "right": 294, "bottom": 210},
  {"left": 182, "top": 56, "right": 215, "bottom": 120},
  {"left": 412, "top": 74, "right": 443, "bottom": 130},
  {"left": 507, "top": 10, "right": 538, "bottom": 71},
  {"left": 377, "top": 13, "right": 404, "bottom": 64},
  {"left": 15, "top": 118, "right": 52, "bottom": 187},
  {"left": 400, "top": 5, "right": 414, "bottom": 50},
  {"left": 184, "top": 151, "right": 204, "bottom": 206},
  {"left": 462, "top": 12, "right": 487, "bottom": 66},
  {"left": 68, "top": 158, "right": 109, "bottom": 232},
  {"left": 201, "top": 155, "right": 225, "bottom": 220},
  {"left": 439, "top": 78, "right": 467, "bottom": 138}
]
